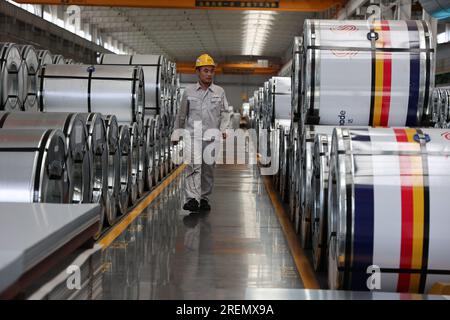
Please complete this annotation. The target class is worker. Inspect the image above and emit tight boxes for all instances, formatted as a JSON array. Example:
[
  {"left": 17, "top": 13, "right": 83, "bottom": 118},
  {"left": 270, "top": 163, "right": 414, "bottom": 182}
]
[{"left": 172, "top": 54, "right": 230, "bottom": 212}]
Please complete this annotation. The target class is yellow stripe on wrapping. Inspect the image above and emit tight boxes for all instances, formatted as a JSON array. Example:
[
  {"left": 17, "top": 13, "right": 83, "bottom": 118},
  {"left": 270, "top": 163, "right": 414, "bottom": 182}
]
[
  {"left": 373, "top": 22, "right": 384, "bottom": 126},
  {"left": 406, "top": 129, "right": 425, "bottom": 292}
]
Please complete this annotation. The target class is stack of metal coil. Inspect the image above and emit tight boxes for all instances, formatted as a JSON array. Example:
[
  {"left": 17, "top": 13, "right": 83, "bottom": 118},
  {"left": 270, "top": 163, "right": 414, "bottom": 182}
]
[
  {"left": 0, "top": 48, "right": 180, "bottom": 239},
  {"left": 254, "top": 19, "right": 450, "bottom": 294}
]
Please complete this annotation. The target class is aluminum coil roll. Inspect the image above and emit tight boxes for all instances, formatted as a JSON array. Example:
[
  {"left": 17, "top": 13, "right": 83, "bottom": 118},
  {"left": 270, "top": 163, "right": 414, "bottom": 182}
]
[
  {"left": 100, "top": 54, "right": 168, "bottom": 117},
  {"left": 302, "top": 19, "right": 435, "bottom": 127},
  {"left": 0, "top": 128, "right": 67, "bottom": 203},
  {"left": 38, "top": 64, "right": 144, "bottom": 126},
  {"left": 278, "top": 122, "right": 291, "bottom": 202},
  {"left": 128, "top": 122, "right": 140, "bottom": 205},
  {"left": 288, "top": 123, "right": 299, "bottom": 222},
  {"left": 137, "top": 121, "right": 146, "bottom": 197},
  {"left": 311, "top": 132, "right": 332, "bottom": 271},
  {"left": 269, "top": 77, "right": 291, "bottom": 129},
  {"left": 105, "top": 115, "right": 120, "bottom": 226},
  {"left": 37, "top": 50, "right": 53, "bottom": 68},
  {"left": 83, "top": 113, "right": 107, "bottom": 235},
  {"left": 0, "top": 43, "right": 26, "bottom": 111},
  {"left": 118, "top": 125, "right": 131, "bottom": 215},
  {"left": 430, "top": 87, "right": 450, "bottom": 127},
  {"left": 328, "top": 127, "right": 450, "bottom": 293},
  {"left": 18, "top": 45, "right": 39, "bottom": 111},
  {"left": 64, "top": 58, "right": 75, "bottom": 64},
  {"left": 0, "top": 111, "right": 91, "bottom": 204},
  {"left": 52, "top": 54, "right": 65, "bottom": 65},
  {"left": 162, "top": 114, "right": 171, "bottom": 177},
  {"left": 144, "top": 117, "right": 156, "bottom": 190},
  {"left": 291, "top": 36, "right": 303, "bottom": 122},
  {"left": 299, "top": 125, "right": 334, "bottom": 246},
  {"left": 151, "top": 115, "right": 162, "bottom": 185},
  {"left": 152, "top": 115, "right": 163, "bottom": 182}
]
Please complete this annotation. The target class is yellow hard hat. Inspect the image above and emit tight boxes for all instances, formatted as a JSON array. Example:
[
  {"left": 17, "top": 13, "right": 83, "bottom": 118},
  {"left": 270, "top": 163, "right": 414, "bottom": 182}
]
[{"left": 195, "top": 54, "right": 216, "bottom": 68}]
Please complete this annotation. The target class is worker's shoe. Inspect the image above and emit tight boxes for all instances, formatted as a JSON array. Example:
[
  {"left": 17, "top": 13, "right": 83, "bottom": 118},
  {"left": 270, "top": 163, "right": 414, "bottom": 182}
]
[
  {"left": 183, "top": 198, "right": 199, "bottom": 211},
  {"left": 199, "top": 199, "right": 211, "bottom": 211}
]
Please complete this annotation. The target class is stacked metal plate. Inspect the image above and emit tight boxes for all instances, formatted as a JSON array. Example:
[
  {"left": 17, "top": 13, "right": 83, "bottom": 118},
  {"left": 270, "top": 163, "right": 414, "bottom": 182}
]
[
  {"left": 0, "top": 203, "right": 101, "bottom": 298},
  {"left": 27, "top": 245, "right": 104, "bottom": 300}
]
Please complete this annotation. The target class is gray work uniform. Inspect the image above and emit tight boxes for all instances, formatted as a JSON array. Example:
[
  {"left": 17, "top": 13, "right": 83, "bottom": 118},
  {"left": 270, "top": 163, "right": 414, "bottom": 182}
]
[{"left": 174, "top": 82, "right": 229, "bottom": 203}]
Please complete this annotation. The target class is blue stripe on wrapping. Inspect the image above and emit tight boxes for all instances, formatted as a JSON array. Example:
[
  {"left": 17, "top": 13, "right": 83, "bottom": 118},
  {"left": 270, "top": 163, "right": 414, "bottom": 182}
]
[
  {"left": 350, "top": 129, "right": 374, "bottom": 291},
  {"left": 406, "top": 20, "right": 420, "bottom": 126}
]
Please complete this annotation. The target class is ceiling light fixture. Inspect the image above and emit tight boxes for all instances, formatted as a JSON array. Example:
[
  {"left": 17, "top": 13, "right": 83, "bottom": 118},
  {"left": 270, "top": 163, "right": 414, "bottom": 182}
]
[{"left": 242, "top": 10, "right": 278, "bottom": 56}]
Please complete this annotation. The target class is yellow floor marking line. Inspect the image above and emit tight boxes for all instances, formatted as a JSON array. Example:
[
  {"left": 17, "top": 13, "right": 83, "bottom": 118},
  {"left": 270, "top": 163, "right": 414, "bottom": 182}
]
[
  {"left": 262, "top": 174, "right": 321, "bottom": 289},
  {"left": 98, "top": 164, "right": 187, "bottom": 249}
]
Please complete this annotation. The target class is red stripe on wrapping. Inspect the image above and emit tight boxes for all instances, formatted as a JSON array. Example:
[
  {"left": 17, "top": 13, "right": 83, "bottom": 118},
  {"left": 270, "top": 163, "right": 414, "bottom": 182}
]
[
  {"left": 380, "top": 21, "right": 392, "bottom": 126},
  {"left": 394, "top": 128, "right": 414, "bottom": 292}
]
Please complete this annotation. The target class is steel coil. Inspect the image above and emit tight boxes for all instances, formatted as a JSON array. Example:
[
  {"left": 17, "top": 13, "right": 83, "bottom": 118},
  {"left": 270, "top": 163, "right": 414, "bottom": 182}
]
[
  {"left": 52, "top": 54, "right": 65, "bottom": 65},
  {"left": 118, "top": 125, "right": 131, "bottom": 215},
  {"left": 83, "top": 113, "right": 107, "bottom": 235},
  {"left": 0, "top": 128, "right": 67, "bottom": 203},
  {"left": 0, "top": 111, "right": 91, "bottom": 204},
  {"left": 18, "top": 45, "right": 39, "bottom": 111},
  {"left": 162, "top": 114, "right": 171, "bottom": 177},
  {"left": 291, "top": 36, "right": 303, "bottom": 122},
  {"left": 37, "top": 50, "right": 53, "bottom": 68},
  {"left": 64, "top": 58, "right": 75, "bottom": 65},
  {"left": 328, "top": 127, "right": 450, "bottom": 293},
  {"left": 144, "top": 117, "right": 156, "bottom": 190},
  {"left": 136, "top": 121, "right": 146, "bottom": 197},
  {"left": 278, "top": 122, "right": 291, "bottom": 202},
  {"left": 105, "top": 115, "right": 120, "bottom": 226},
  {"left": 0, "top": 43, "right": 26, "bottom": 111},
  {"left": 38, "top": 64, "right": 144, "bottom": 126},
  {"left": 430, "top": 87, "right": 450, "bottom": 128},
  {"left": 311, "top": 132, "right": 332, "bottom": 271},
  {"left": 152, "top": 115, "right": 163, "bottom": 182},
  {"left": 100, "top": 54, "right": 169, "bottom": 117},
  {"left": 299, "top": 125, "right": 335, "bottom": 247},
  {"left": 128, "top": 122, "right": 140, "bottom": 205},
  {"left": 288, "top": 123, "right": 299, "bottom": 222},
  {"left": 269, "top": 77, "right": 291, "bottom": 129},
  {"left": 302, "top": 19, "right": 435, "bottom": 127}
]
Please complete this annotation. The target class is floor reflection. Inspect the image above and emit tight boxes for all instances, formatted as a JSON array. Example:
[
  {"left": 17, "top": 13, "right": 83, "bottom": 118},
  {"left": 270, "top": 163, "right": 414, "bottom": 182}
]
[{"left": 101, "top": 164, "right": 302, "bottom": 300}]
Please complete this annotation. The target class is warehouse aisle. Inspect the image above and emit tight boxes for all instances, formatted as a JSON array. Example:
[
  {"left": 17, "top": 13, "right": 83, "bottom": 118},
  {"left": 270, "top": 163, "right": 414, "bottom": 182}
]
[{"left": 100, "top": 163, "right": 303, "bottom": 299}]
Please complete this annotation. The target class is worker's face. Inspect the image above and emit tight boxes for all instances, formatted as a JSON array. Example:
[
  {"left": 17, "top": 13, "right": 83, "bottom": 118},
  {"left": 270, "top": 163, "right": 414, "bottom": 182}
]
[{"left": 197, "top": 66, "right": 215, "bottom": 85}]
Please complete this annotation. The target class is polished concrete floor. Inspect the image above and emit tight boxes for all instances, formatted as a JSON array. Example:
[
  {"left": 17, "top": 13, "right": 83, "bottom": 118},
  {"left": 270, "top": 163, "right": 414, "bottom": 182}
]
[{"left": 101, "top": 164, "right": 303, "bottom": 299}]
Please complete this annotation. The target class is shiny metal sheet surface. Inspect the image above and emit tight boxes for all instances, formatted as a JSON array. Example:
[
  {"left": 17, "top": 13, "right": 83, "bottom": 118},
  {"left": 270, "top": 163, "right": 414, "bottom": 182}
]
[{"left": 0, "top": 203, "right": 100, "bottom": 295}]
